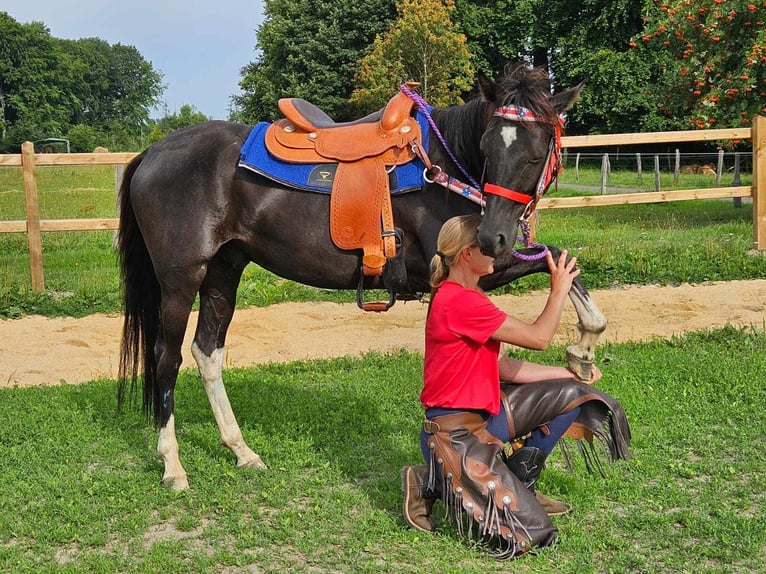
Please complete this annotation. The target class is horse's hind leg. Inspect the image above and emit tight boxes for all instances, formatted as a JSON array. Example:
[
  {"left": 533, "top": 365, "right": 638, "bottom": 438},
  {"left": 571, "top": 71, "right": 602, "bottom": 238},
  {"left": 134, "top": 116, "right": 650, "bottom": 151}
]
[
  {"left": 191, "top": 252, "right": 267, "bottom": 471},
  {"left": 155, "top": 291, "right": 200, "bottom": 491}
]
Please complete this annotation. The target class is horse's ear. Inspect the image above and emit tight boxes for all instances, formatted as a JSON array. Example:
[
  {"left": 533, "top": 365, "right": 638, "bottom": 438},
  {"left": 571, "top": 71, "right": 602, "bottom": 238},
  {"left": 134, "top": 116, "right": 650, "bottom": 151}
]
[
  {"left": 477, "top": 71, "right": 497, "bottom": 103},
  {"left": 551, "top": 81, "right": 585, "bottom": 113}
]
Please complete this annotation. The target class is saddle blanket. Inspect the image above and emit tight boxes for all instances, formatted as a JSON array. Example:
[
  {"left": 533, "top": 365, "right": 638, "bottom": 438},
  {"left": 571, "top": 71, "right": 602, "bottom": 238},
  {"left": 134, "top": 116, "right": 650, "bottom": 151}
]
[{"left": 238, "top": 110, "right": 431, "bottom": 194}]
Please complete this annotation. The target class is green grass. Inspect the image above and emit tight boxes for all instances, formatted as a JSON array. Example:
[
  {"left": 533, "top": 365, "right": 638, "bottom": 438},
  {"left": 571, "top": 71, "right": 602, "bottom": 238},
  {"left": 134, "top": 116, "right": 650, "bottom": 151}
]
[
  {"left": 558, "top": 160, "right": 752, "bottom": 191},
  {"left": 2, "top": 165, "right": 764, "bottom": 571},
  {"left": 0, "top": 326, "right": 764, "bottom": 573},
  {"left": 1, "top": 165, "right": 764, "bottom": 318},
  {"left": 0, "top": 165, "right": 119, "bottom": 220}
]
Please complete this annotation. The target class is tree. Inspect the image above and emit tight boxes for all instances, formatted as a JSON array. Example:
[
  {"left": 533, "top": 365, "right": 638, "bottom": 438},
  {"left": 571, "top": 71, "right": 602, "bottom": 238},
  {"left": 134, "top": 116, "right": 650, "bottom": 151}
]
[
  {"left": 0, "top": 12, "right": 164, "bottom": 152},
  {"left": 233, "top": 0, "right": 397, "bottom": 123},
  {"left": 350, "top": 0, "right": 474, "bottom": 112},
  {"left": 633, "top": 0, "right": 766, "bottom": 131},
  {"left": 147, "top": 104, "right": 210, "bottom": 144},
  {"left": 0, "top": 13, "right": 75, "bottom": 145},
  {"left": 452, "top": 0, "right": 657, "bottom": 134}
]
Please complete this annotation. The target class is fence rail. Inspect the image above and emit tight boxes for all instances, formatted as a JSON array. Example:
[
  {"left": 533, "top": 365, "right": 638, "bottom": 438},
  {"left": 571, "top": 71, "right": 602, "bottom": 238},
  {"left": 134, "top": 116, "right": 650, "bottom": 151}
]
[{"left": 1, "top": 116, "right": 764, "bottom": 292}]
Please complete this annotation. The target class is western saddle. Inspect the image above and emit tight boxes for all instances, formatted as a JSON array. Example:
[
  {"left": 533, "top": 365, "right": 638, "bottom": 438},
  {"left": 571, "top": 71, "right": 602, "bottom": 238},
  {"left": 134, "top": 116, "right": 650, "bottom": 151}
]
[{"left": 264, "top": 84, "right": 423, "bottom": 310}]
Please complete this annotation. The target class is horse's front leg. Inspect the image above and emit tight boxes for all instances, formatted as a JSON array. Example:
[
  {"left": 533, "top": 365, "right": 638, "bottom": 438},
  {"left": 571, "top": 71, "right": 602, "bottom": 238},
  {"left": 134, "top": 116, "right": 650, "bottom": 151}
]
[
  {"left": 482, "top": 246, "right": 607, "bottom": 379},
  {"left": 191, "top": 343, "right": 267, "bottom": 470},
  {"left": 563, "top": 281, "right": 607, "bottom": 381}
]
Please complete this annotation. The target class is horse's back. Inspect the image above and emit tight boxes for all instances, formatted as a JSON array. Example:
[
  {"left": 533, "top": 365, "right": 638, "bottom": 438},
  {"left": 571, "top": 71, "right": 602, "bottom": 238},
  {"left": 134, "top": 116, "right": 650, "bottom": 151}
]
[{"left": 138, "top": 121, "right": 250, "bottom": 179}]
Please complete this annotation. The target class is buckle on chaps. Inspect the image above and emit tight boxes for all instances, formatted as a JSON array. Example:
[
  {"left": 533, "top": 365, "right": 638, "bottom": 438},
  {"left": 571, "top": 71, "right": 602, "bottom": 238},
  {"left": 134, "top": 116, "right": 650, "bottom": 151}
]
[{"left": 422, "top": 419, "right": 441, "bottom": 434}]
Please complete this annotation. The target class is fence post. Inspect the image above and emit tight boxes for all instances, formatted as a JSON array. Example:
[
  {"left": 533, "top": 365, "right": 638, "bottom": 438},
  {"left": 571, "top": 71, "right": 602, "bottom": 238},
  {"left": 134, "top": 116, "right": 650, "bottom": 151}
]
[
  {"left": 575, "top": 152, "right": 580, "bottom": 181},
  {"left": 600, "top": 153, "right": 610, "bottom": 194},
  {"left": 636, "top": 153, "right": 642, "bottom": 182},
  {"left": 654, "top": 155, "right": 661, "bottom": 192},
  {"left": 716, "top": 148, "right": 724, "bottom": 185},
  {"left": 673, "top": 149, "right": 680, "bottom": 184},
  {"left": 753, "top": 115, "right": 766, "bottom": 251},
  {"left": 732, "top": 152, "right": 742, "bottom": 208},
  {"left": 20, "top": 141, "right": 45, "bottom": 292}
]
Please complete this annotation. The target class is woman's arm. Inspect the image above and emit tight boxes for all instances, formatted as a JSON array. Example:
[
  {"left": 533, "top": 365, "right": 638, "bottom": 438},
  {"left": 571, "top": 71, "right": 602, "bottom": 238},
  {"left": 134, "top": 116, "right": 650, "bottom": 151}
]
[
  {"left": 491, "top": 250, "right": 579, "bottom": 350},
  {"left": 498, "top": 353, "right": 602, "bottom": 384}
]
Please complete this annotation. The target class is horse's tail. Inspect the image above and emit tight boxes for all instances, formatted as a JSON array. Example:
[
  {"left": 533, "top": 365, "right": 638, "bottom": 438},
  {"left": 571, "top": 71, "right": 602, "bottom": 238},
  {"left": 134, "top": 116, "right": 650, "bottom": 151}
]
[{"left": 116, "top": 152, "right": 161, "bottom": 426}]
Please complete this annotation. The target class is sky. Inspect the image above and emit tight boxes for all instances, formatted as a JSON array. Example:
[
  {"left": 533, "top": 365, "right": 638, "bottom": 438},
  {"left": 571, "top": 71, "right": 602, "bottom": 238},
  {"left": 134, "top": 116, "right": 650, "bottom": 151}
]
[{"left": 4, "top": 1, "right": 266, "bottom": 120}]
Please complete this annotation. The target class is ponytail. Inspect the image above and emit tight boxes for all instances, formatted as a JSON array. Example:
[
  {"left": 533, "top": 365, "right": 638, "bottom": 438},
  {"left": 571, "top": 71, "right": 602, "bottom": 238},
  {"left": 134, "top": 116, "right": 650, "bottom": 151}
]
[{"left": 429, "top": 214, "right": 482, "bottom": 294}]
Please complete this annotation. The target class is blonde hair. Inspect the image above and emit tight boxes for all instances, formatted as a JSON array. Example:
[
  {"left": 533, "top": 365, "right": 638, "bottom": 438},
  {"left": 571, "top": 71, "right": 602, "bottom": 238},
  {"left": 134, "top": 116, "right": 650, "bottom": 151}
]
[{"left": 429, "top": 214, "right": 482, "bottom": 290}]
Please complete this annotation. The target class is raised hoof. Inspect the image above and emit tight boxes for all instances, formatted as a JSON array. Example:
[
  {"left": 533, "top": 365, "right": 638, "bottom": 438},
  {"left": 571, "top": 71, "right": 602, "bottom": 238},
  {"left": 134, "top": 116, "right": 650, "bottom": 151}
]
[
  {"left": 162, "top": 474, "right": 189, "bottom": 492},
  {"left": 566, "top": 348, "right": 593, "bottom": 383},
  {"left": 238, "top": 454, "right": 267, "bottom": 471}
]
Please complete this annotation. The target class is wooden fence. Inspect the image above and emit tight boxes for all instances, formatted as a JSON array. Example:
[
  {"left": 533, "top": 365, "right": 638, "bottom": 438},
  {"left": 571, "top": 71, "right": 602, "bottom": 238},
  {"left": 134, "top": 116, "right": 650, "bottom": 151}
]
[{"left": 1, "top": 116, "right": 764, "bottom": 292}]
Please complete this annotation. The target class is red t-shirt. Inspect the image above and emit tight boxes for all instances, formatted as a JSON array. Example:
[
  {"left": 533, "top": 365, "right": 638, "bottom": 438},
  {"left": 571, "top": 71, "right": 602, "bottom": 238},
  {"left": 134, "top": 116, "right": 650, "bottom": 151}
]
[{"left": 420, "top": 281, "right": 507, "bottom": 415}]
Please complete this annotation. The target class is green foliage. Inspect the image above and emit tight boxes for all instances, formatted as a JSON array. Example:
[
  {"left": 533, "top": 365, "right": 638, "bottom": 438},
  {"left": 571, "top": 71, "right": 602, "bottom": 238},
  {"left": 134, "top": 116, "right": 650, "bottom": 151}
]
[
  {"left": 350, "top": 0, "right": 474, "bottom": 112},
  {"left": 632, "top": 0, "right": 766, "bottom": 132},
  {"left": 0, "top": 329, "right": 764, "bottom": 571},
  {"left": 147, "top": 105, "right": 211, "bottom": 144},
  {"left": 233, "top": 0, "right": 397, "bottom": 123},
  {"left": 66, "top": 124, "right": 107, "bottom": 153},
  {"left": 0, "top": 12, "right": 164, "bottom": 153}
]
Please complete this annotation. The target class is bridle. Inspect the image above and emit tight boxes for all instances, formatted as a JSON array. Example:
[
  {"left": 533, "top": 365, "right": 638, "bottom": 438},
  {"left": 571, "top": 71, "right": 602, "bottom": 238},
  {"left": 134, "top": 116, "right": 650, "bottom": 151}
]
[
  {"left": 482, "top": 105, "right": 564, "bottom": 229},
  {"left": 402, "top": 83, "right": 565, "bottom": 258}
]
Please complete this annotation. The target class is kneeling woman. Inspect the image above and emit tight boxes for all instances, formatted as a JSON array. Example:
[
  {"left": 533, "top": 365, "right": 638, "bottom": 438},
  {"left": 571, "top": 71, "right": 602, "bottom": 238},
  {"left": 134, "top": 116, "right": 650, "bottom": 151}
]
[{"left": 401, "top": 214, "right": 627, "bottom": 559}]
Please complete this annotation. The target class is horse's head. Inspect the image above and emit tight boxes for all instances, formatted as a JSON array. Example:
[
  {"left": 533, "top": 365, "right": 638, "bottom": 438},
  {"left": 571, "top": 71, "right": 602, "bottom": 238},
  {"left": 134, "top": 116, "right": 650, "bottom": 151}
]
[{"left": 476, "top": 64, "right": 583, "bottom": 258}]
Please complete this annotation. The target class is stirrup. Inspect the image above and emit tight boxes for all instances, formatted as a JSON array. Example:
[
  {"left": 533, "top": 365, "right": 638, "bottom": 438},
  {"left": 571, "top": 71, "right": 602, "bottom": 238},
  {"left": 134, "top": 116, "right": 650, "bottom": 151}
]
[{"left": 356, "top": 266, "right": 396, "bottom": 312}]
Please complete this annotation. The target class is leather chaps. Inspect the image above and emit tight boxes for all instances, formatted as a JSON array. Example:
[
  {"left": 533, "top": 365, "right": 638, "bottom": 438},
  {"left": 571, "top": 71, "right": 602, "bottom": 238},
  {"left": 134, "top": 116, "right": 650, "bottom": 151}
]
[{"left": 422, "top": 380, "right": 631, "bottom": 559}]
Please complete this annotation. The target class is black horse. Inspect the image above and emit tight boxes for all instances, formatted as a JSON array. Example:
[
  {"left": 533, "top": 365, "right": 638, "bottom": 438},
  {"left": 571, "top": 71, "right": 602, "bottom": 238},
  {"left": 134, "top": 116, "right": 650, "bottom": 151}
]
[{"left": 117, "top": 65, "right": 606, "bottom": 490}]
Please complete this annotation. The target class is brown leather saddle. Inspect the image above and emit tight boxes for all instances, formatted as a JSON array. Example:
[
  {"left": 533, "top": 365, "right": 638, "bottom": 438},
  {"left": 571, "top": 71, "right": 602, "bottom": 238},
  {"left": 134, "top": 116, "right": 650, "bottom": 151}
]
[{"left": 264, "top": 85, "right": 423, "bottom": 282}]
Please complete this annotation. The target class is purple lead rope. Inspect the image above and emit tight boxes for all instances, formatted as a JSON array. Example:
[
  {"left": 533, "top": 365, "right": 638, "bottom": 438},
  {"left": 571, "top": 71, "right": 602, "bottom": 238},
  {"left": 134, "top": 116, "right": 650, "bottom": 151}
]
[{"left": 400, "top": 84, "right": 481, "bottom": 190}]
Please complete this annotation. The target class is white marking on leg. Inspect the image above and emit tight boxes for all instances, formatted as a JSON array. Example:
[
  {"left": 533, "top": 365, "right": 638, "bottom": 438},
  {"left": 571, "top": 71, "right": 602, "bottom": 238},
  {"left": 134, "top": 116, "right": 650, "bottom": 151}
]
[
  {"left": 192, "top": 342, "right": 266, "bottom": 470},
  {"left": 501, "top": 125, "right": 518, "bottom": 148},
  {"left": 566, "top": 288, "right": 608, "bottom": 380},
  {"left": 157, "top": 414, "right": 189, "bottom": 491}
]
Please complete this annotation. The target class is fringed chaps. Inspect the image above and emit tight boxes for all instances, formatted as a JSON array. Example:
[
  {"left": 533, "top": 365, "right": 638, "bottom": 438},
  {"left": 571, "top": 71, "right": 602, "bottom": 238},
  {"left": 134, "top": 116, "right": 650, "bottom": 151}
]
[
  {"left": 500, "top": 380, "right": 632, "bottom": 473},
  {"left": 423, "top": 412, "right": 558, "bottom": 559}
]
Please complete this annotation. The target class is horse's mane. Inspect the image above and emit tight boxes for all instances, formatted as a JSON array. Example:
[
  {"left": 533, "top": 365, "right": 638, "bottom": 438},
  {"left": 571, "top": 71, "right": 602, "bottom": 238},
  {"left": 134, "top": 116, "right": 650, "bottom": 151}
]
[
  {"left": 496, "top": 63, "right": 559, "bottom": 124},
  {"left": 428, "top": 64, "right": 558, "bottom": 175},
  {"left": 429, "top": 98, "right": 488, "bottom": 177}
]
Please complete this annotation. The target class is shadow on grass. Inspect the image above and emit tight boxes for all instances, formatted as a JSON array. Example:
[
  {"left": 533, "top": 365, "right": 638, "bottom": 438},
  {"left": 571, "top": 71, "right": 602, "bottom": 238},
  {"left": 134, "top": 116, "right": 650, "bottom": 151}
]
[{"left": 58, "top": 351, "right": 424, "bottom": 513}]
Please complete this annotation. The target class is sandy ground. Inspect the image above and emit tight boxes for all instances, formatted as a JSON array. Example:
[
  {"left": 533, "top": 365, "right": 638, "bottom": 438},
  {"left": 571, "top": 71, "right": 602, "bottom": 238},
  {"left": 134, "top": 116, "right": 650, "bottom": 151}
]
[{"left": 1, "top": 279, "right": 765, "bottom": 388}]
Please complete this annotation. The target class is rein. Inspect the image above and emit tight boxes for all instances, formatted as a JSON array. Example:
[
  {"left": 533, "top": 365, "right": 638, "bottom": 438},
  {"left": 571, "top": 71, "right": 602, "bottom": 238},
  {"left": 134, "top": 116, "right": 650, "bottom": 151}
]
[{"left": 402, "top": 86, "right": 563, "bottom": 261}]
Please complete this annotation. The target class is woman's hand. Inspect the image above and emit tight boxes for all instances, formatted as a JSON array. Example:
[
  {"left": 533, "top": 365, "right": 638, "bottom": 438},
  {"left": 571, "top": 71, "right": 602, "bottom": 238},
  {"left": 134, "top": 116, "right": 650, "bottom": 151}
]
[
  {"left": 588, "top": 364, "right": 603, "bottom": 384},
  {"left": 547, "top": 249, "right": 580, "bottom": 299}
]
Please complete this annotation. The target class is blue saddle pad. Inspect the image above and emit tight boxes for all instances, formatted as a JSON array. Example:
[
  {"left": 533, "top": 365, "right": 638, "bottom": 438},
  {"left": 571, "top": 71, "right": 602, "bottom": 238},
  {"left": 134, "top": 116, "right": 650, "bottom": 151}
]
[{"left": 238, "top": 110, "right": 431, "bottom": 194}]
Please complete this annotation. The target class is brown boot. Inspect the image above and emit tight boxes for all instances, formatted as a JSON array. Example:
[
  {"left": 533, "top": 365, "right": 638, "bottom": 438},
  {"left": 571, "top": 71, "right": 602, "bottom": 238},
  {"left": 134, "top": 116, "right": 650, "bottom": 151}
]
[
  {"left": 535, "top": 491, "right": 571, "bottom": 516},
  {"left": 401, "top": 465, "right": 435, "bottom": 533}
]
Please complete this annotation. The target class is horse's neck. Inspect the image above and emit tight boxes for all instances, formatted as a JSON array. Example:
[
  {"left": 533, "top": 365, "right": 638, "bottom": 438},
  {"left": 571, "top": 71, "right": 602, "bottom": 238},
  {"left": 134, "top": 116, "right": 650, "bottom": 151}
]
[{"left": 429, "top": 101, "right": 487, "bottom": 182}]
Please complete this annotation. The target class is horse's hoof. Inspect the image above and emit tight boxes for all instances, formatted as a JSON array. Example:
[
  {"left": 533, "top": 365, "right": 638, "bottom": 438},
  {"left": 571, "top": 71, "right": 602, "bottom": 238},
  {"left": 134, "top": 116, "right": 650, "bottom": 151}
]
[
  {"left": 162, "top": 474, "right": 189, "bottom": 491},
  {"left": 566, "top": 348, "right": 593, "bottom": 383},
  {"left": 238, "top": 454, "right": 267, "bottom": 471}
]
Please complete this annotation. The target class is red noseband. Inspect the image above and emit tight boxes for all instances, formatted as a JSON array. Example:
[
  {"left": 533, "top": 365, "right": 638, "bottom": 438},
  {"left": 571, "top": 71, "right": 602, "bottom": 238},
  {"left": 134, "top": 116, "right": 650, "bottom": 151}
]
[{"left": 482, "top": 183, "right": 531, "bottom": 205}]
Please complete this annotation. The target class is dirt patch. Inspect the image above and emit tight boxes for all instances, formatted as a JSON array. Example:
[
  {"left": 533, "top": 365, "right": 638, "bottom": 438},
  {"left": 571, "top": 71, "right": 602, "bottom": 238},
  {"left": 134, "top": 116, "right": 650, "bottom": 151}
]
[{"left": 2, "top": 280, "right": 765, "bottom": 388}]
